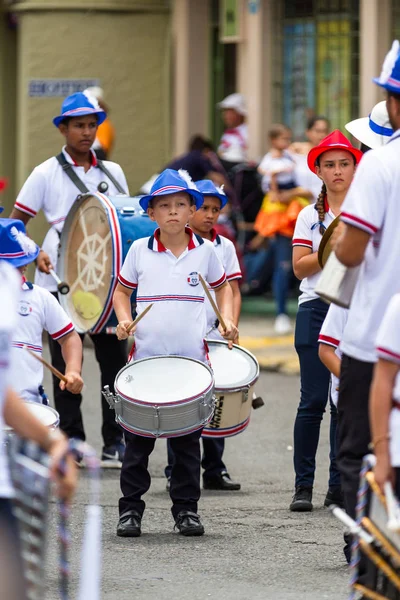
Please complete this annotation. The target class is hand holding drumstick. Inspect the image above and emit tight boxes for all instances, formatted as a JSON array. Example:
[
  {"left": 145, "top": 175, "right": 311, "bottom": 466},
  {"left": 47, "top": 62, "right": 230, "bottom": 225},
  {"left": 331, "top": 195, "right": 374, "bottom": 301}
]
[
  {"left": 199, "top": 274, "right": 238, "bottom": 349},
  {"left": 116, "top": 303, "right": 154, "bottom": 341}
]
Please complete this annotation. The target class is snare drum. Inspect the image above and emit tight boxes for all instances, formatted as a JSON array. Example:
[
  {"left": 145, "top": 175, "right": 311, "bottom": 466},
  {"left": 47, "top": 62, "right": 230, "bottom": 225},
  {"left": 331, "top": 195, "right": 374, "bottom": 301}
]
[
  {"left": 58, "top": 193, "right": 157, "bottom": 333},
  {"left": 202, "top": 340, "right": 259, "bottom": 438},
  {"left": 103, "top": 356, "right": 215, "bottom": 438},
  {"left": 4, "top": 402, "right": 60, "bottom": 456}
]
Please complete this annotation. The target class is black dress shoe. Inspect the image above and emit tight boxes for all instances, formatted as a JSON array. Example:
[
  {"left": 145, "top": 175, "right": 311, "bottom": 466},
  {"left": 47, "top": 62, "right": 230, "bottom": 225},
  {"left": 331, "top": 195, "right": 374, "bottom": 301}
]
[
  {"left": 203, "top": 471, "right": 241, "bottom": 491},
  {"left": 174, "top": 511, "right": 204, "bottom": 536},
  {"left": 324, "top": 486, "right": 344, "bottom": 509},
  {"left": 289, "top": 486, "right": 313, "bottom": 512},
  {"left": 117, "top": 510, "right": 142, "bottom": 537}
]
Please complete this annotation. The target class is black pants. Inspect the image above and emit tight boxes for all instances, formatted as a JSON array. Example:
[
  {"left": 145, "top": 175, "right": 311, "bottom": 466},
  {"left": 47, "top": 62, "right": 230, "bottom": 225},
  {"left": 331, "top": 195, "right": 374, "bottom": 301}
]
[
  {"left": 337, "top": 353, "right": 373, "bottom": 519},
  {"left": 120, "top": 429, "right": 202, "bottom": 520},
  {"left": 49, "top": 329, "right": 127, "bottom": 446},
  {"left": 165, "top": 437, "right": 226, "bottom": 480}
]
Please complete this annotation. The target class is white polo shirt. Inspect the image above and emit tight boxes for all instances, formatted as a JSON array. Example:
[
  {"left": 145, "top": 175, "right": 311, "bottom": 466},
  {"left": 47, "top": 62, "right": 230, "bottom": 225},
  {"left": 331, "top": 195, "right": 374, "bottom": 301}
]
[
  {"left": 14, "top": 147, "right": 129, "bottom": 292},
  {"left": 118, "top": 227, "right": 226, "bottom": 362},
  {"left": 218, "top": 124, "right": 248, "bottom": 162},
  {"left": 340, "top": 130, "right": 400, "bottom": 363},
  {"left": 0, "top": 261, "right": 21, "bottom": 498},
  {"left": 10, "top": 281, "right": 74, "bottom": 402},
  {"left": 292, "top": 200, "right": 335, "bottom": 304},
  {"left": 206, "top": 230, "right": 241, "bottom": 340},
  {"left": 318, "top": 304, "right": 348, "bottom": 407},
  {"left": 375, "top": 294, "right": 400, "bottom": 467}
]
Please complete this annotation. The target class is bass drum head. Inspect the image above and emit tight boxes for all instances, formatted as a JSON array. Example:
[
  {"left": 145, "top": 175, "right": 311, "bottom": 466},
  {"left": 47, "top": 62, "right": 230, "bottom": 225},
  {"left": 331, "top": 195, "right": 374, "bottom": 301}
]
[
  {"left": 59, "top": 193, "right": 115, "bottom": 333},
  {"left": 116, "top": 356, "right": 214, "bottom": 405},
  {"left": 207, "top": 340, "right": 259, "bottom": 391}
]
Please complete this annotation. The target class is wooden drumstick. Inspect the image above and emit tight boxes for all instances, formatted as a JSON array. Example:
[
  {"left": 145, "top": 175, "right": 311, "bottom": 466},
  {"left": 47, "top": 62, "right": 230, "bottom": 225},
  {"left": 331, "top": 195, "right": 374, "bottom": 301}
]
[
  {"left": 24, "top": 346, "right": 68, "bottom": 383},
  {"left": 126, "top": 303, "right": 154, "bottom": 334},
  {"left": 198, "top": 274, "right": 227, "bottom": 331}
]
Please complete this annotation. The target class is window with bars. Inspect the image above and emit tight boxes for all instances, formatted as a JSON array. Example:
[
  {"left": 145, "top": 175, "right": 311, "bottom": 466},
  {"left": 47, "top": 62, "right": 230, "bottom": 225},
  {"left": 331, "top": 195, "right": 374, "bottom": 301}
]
[{"left": 272, "top": 0, "right": 360, "bottom": 140}]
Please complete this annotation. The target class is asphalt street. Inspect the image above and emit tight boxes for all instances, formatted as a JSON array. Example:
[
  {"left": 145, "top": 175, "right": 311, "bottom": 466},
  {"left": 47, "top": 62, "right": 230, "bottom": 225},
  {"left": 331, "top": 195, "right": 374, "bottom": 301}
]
[{"left": 41, "top": 324, "right": 350, "bottom": 600}]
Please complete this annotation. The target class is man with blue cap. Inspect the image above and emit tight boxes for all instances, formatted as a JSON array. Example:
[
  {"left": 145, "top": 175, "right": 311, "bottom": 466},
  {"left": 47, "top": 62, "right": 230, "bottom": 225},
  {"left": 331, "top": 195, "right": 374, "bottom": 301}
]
[
  {"left": 331, "top": 40, "right": 400, "bottom": 563},
  {"left": 10, "top": 91, "right": 129, "bottom": 467}
]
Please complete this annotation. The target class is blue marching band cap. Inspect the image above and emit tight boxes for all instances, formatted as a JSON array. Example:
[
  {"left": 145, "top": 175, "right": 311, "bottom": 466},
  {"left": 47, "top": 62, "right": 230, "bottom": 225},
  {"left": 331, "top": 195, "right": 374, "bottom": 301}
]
[
  {"left": 0, "top": 218, "right": 40, "bottom": 267},
  {"left": 53, "top": 91, "right": 107, "bottom": 127},
  {"left": 195, "top": 179, "right": 228, "bottom": 209},
  {"left": 139, "top": 169, "right": 204, "bottom": 211},
  {"left": 374, "top": 40, "right": 400, "bottom": 94}
]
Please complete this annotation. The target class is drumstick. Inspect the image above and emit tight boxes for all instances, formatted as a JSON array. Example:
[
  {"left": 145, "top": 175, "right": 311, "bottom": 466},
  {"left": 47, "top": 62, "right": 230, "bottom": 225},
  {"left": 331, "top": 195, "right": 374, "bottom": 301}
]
[
  {"left": 198, "top": 274, "right": 227, "bottom": 332},
  {"left": 24, "top": 346, "right": 68, "bottom": 384},
  {"left": 49, "top": 269, "right": 70, "bottom": 295},
  {"left": 126, "top": 303, "right": 154, "bottom": 334}
]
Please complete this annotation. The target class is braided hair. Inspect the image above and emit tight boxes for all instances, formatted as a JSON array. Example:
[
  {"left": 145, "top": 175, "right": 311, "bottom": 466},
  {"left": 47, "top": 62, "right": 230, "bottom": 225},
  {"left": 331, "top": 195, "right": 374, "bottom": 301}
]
[{"left": 315, "top": 182, "right": 327, "bottom": 235}]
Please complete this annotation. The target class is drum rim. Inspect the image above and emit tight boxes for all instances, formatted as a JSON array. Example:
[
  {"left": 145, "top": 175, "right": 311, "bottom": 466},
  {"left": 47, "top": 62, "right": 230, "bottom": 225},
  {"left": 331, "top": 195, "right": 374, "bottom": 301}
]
[
  {"left": 4, "top": 400, "right": 60, "bottom": 431},
  {"left": 206, "top": 339, "right": 260, "bottom": 391},
  {"left": 115, "top": 355, "right": 215, "bottom": 406}
]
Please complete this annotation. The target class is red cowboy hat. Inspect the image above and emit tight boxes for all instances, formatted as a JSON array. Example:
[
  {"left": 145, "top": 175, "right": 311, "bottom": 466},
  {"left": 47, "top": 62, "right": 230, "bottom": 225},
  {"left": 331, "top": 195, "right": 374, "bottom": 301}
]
[{"left": 307, "top": 130, "right": 363, "bottom": 174}]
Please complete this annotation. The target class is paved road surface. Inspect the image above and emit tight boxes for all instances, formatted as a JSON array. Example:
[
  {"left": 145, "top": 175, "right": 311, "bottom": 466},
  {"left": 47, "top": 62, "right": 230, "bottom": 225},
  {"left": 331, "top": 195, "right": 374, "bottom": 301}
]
[{"left": 40, "top": 329, "right": 349, "bottom": 600}]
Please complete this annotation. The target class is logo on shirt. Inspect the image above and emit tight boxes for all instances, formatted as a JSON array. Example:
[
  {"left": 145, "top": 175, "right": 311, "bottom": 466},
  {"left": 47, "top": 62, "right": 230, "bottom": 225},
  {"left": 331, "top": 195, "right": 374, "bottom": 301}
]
[
  {"left": 187, "top": 272, "right": 200, "bottom": 287},
  {"left": 18, "top": 301, "right": 32, "bottom": 317}
]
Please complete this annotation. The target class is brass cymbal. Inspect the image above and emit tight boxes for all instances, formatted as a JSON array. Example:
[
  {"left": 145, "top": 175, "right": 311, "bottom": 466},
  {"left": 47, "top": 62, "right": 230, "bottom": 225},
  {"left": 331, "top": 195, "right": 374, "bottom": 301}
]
[{"left": 318, "top": 215, "right": 341, "bottom": 269}]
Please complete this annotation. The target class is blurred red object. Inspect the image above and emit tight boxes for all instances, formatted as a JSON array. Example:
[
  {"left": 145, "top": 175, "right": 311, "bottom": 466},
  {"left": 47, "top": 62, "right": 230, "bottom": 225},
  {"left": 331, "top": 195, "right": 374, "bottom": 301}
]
[{"left": 0, "top": 178, "right": 8, "bottom": 192}]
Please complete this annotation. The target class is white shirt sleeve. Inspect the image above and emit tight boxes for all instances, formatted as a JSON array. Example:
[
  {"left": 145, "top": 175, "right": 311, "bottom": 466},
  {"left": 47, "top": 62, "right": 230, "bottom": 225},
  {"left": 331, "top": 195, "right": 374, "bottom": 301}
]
[
  {"left": 318, "top": 305, "right": 348, "bottom": 348},
  {"left": 14, "top": 168, "right": 47, "bottom": 217},
  {"left": 292, "top": 206, "right": 313, "bottom": 250},
  {"left": 206, "top": 246, "right": 226, "bottom": 289},
  {"left": 118, "top": 242, "right": 139, "bottom": 289},
  {"left": 341, "top": 151, "right": 391, "bottom": 236},
  {"left": 223, "top": 240, "right": 242, "bottom": 281},
  {"left": 42, "top": 290, "right": 75, "bottom": 340},
  {"left": 376, "top": 294, "right": 400, "bottom": 364}
]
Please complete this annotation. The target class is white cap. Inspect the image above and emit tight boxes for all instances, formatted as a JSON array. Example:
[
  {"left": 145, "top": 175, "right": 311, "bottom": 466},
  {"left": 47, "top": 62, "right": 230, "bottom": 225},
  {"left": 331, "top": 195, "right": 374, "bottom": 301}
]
[
  {"left": 84, "top": 86, "right": 104, "bottom": 101},
  {"left": 345, "top": 101, "right": 393, "bottom": 149},
  {"left": 217, "top": 93, "right": 247, "bottom": 116}
]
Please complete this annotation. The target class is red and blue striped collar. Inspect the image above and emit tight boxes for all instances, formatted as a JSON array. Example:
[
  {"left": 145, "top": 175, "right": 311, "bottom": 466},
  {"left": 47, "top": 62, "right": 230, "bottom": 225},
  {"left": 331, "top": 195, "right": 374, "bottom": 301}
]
[
  {"left": 148, "top": 227, "right": 204, "bottom": 252},
  {"left": 62, "top": 146, "right": 97, "bottom": 167},
  {"left": 210, "top": 228, "right": 221, "bottom": 245},
  {"left": 21, "top": 277, "right": 33, "bottom": 290}
]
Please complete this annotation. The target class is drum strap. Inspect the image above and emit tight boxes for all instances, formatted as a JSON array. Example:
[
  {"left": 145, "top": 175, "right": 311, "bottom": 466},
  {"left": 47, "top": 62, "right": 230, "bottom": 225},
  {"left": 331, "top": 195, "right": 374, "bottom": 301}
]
[{"left": 55, "top": 153, "right": 127, "bottom": 195}]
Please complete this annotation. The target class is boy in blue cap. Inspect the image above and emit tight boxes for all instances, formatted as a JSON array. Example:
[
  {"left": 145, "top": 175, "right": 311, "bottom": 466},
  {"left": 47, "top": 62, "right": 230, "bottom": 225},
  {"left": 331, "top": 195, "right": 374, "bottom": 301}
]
[
  {"left": 113, "top": 169, "right": 238, "bottom": 537},
  {"left": 10, "top": 91, "right": 129, "bottom": 466},
  {"left": 0, "top": 218, "right": 83, "bottom": 402}
]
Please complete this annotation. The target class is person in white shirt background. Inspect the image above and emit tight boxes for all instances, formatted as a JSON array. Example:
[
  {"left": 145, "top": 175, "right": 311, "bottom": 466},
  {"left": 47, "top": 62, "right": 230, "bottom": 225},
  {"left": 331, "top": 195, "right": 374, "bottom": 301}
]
[
  {"left": 0, "top": 218, "right": 83, "bottom": 403},
  {"left": 290, "top": 131, "right": 362, "bottom": 514},
  {"left": 9, "top": 91, "right": 129, "bottom": 467},
  {"left": 0, "top": 226, "right": 77, "bottom": 597},
  {"left": 217, "top": 93, "right": 248, "bottom": 165},
  {"left": 331, "top": 39, "right": 400, "bottom": 530},
  {"left": 164, "top": 180, "right": 242, "bottom": 492}
]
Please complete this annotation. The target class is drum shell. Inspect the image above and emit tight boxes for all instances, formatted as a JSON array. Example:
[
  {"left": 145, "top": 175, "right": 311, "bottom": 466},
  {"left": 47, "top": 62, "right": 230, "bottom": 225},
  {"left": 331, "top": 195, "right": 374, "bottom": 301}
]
[
  {"left": 202, "top": 340, "right": 259, "bottom": 438},
  {"left": 58, "top": 193, "right": 157, "bottom": 333},
  {"left": 113, "top": 356, "right": 215, "bottom": 438},
  {"left": 315, "top": 251, "right": 360, "bottom": 309}
]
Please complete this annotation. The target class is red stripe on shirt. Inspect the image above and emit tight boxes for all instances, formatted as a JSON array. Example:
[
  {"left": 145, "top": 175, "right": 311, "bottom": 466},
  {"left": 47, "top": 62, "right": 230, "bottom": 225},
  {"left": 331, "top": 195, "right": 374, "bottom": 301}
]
[
  {"left": 118, "top": 274, "right": 138, "bottom": 289},
  {"left": 341, "top": 212, "right": 378, "bottom": 234},
  {"left": 51, "top": 322, "right": 74, "bottom": 340},
  {"left": 292, "top": 238, "right": 313, "bottom": 247},
  {"left": 209, "top": 273, "right": 227, "bottom": 289},
  {"left": 227, "top": 272, "right": 242, "bottom": 281},
  {"left": 14, "top": 202, "right": 37, "bottom": 217},
  {"left": 318, "top": 334, "right": 340, "bottom": 348},
  {"left": 377, "top": 346, "right": 400, "bottom": 364}
]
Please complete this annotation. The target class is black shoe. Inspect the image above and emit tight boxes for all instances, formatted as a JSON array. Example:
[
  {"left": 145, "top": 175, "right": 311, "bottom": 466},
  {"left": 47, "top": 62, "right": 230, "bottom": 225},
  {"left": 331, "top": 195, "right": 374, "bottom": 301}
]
[
  {"left": 324, "top": 486, "right": 344, "bottom": 509},
  {"left": 203, "top": 471, "right": 241, "bottom": 491},
  {"left": 166, "top": 476, "right": 171, "bottom": 492},
  {"left": 117, "top": 510, "right": 142, "bottom": 537},
  {"left": 174, "top": 511, "right": 204, "bottom": 536},
  {"left": 252, "top": 396, "right": 265, "bottom": 409},
  {"left": 290, "top": 486, "right": 313, "bottom": 512}
]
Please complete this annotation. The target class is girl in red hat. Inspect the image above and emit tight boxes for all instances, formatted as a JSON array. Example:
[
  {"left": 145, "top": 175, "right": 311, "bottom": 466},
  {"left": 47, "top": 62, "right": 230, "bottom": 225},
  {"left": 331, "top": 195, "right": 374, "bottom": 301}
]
[{"left": 290, "top": 130, "right": 362, "bottom": 513}]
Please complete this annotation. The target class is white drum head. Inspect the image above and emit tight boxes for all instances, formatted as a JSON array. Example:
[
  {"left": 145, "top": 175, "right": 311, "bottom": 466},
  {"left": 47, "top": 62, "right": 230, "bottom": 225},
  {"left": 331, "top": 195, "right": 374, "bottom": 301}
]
[
  {"left": 116, "top": 356, "right": 213, "bottom": 404},
  {"left": 4, "top": 401, "right": 59, "bottom": 431},
  {"left": 207, "top": 340, "right": 259, "bottom": 390}
]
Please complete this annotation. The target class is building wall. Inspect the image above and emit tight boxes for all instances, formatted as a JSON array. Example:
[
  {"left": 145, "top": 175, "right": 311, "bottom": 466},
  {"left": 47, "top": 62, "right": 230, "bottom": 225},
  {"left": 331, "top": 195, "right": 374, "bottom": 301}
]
[{"left": 3, "top": 0, "right": 171, "bottom": 245}]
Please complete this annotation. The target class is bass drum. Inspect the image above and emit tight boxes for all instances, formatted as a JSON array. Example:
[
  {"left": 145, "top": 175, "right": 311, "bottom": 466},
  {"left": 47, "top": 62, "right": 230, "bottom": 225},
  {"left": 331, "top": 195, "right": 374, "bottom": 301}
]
[{"left": 58, "top": 193, "right": 157, "bottom": 333}]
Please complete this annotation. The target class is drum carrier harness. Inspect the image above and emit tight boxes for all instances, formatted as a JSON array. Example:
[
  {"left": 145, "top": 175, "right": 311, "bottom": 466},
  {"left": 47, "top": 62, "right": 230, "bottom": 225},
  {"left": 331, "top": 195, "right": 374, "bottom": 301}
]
[{"left": 56, "top": 152, "right": 127, "bottom": 195}]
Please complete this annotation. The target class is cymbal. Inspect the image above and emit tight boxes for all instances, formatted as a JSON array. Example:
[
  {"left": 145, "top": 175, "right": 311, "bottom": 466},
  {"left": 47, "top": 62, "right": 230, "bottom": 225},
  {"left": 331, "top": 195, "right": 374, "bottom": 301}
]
[{"left": 318, "top": 215, "right": 341, "bottom": 269}]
